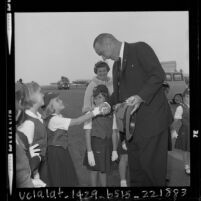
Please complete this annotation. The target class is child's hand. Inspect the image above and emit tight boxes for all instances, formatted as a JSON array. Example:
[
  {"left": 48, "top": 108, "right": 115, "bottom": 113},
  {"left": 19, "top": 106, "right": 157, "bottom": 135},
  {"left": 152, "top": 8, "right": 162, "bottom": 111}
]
[
  {"left": 87, "top": 151, "right": 96, "bottom": 166},
  {"left": 29, "top": 144, "right": 41, "bottom": 158},
  {"left": 32, "top": 178, "right": 46, "bottom": 187},
  {"left": 92, "top": 102, "right": 111, "bottom": 116},
  {"left": 122, "top": 141, "right": 127, "bottom": 151},
  {"left": 99, "top": 102, "right": 111, "bottom": 115},
  {"left": 111, "top": 150, "right": 118, "bottom": 161},
  {"left": 171, "top": 129, "right": 178, "bottom": 139},
  {"left": 91, "top": 107, "right": 101, "bottom": 116}
]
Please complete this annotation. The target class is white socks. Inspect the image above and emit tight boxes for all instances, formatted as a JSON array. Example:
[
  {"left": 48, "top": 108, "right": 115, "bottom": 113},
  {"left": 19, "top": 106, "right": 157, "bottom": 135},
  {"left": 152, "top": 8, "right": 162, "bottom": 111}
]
[{"left": 120, "top": 180, "right": 127, "bottom": 187}]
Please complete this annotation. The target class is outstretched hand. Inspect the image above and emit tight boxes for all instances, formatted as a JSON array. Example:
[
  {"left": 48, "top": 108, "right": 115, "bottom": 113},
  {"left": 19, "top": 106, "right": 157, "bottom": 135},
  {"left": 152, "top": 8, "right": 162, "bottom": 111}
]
[{"left": 99, "top": 102, "right": 111, "bottom": 115}]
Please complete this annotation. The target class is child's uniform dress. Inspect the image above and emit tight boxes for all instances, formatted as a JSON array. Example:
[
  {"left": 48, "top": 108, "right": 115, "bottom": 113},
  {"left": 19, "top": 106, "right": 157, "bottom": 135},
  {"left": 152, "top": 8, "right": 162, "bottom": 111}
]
[
  {"left": 17, "top": 110, "right": 49, "bottom": 185},
  {"left": 16, "top": 130, "right": 41, "bottom": 177},
  {"left": 83, "top": 113, "right": 117, "bottom": 173},
  {"left": 45, "top": 114, "right": 78, "bottom": 187},
  {"left": 174, "top": 103, "right": 190, "bottom": 152}
]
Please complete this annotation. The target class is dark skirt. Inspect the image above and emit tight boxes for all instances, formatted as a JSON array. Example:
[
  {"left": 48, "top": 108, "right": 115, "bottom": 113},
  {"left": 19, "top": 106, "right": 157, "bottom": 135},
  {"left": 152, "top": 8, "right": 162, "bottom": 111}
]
[
  {"left": 175, "top": 124, "right": 190, "bottom": 152},
  {"left": 38, "top": 157, "right": 49, "bottom": 186},
  {"left": 47, "top": 146, "right": 78, "bottom": 187},
  {"left": 83, "top": 137, "right": 112, "bottom": 173}
]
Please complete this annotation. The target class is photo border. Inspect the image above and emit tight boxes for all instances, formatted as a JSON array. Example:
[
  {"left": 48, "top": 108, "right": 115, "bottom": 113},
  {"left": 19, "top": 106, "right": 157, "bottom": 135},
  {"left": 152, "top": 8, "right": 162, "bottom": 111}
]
[{"left": 5, "top": 0, "right": 200, "bottom": 200}]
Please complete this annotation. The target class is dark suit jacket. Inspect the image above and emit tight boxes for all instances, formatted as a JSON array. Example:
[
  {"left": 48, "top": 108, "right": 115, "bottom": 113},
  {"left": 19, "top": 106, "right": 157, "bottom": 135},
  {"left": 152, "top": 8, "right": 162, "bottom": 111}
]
[{"left": 111, "top": 42, "right": 173, "bottom": 139}]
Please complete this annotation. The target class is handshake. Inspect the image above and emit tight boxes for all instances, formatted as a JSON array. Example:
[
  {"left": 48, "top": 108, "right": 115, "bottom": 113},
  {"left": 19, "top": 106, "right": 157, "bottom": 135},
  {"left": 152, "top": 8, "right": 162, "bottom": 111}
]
[{"left": 91, "top": 102, "right": 111, "bottom": 117}]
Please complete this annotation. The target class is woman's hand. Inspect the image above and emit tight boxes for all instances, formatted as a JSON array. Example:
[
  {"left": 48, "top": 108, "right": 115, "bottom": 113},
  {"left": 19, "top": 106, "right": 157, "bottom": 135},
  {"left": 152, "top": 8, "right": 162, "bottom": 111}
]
[
  {"left": 29, "top": 144, "right": 41, "bottom": 158},
  {"left": 87, "top": 151, "right": 96, "bottom": 166}
]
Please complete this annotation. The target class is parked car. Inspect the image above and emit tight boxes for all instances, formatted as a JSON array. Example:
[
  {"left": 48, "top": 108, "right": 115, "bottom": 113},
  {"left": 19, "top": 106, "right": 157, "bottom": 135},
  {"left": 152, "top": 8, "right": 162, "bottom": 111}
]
[
  {"left": 163, "top": 72, "right": 187, "bottom": 104},
  {"left": 57, "top": 80, "right": 70, "bottom": 90},
  {"left": 72, "top": 80, "right": 90, "bottom": 88}
]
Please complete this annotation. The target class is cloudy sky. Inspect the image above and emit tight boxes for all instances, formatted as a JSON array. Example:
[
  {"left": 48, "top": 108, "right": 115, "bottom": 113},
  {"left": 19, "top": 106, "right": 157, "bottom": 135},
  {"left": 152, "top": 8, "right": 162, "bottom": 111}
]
[{"left": 15, "top": 11, "right": 189, "bottom": 85}]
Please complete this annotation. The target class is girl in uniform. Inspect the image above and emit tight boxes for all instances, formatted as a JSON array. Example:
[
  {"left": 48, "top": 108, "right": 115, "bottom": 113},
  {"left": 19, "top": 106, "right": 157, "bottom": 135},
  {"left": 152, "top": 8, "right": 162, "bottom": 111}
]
[
  {"left": 17, "top": 81, "right": 49, "bottom": 185},
  {"left": 171, "top": 88, "right": 190, "bottom": 174},
  {"left": 42, "top": 91, "right": 110, "bottom": 187},
  {"left": 15, "top": 82, "right": 46, "bottom": 188},
  {"left": 83, "top": 85, "right": 118, "bottom": 187}
]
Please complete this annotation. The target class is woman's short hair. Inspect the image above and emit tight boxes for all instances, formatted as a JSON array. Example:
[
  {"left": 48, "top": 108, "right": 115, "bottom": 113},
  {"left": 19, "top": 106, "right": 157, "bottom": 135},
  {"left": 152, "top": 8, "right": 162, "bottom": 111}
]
[{"left": 94, "top": 61, "right": 110, "bottom": 74}]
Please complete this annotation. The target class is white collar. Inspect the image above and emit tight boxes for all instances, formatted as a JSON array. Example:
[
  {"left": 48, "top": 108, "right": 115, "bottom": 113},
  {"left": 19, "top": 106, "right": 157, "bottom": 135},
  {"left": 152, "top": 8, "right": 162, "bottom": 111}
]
[
  {"left": 93, "top": 76, "right": 112, "bottom": 84},
  {"left": 25, "top": 109, "right": 43, "bottom": 122},
  {"left": 119, "top": 42, "right": 125, "bottom": 60}
]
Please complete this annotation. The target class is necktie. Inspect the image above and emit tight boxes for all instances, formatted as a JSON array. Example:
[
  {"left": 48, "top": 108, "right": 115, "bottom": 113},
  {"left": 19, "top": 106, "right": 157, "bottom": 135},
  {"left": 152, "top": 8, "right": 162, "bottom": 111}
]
[
  {"left": 116, "top": 58, "right": 121, "bottom": 102},
  {"left": 117, "top": 57, "right": 121, "bottom": 82}
]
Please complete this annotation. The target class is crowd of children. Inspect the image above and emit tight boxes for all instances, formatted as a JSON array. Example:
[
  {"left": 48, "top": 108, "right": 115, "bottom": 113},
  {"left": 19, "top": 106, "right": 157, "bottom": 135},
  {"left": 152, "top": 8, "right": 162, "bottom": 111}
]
[
  {"left": 15, "top": 80, "right": 190, "bottom": 187},
  {"left": 15, "top": 81, "right": 112, "bottom": 187}
]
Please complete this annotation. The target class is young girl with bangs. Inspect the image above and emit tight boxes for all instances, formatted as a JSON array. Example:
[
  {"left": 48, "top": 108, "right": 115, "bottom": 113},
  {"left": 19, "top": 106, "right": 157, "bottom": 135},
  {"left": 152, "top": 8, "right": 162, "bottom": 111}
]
[
  {"left": 41, "top": 91, "right": 110, "bottom": 187},
  {"left": 83, "top": 85, "right": 118, "bottom": 187},
  {"left": 15, "top": 82, "right": 46, "bottom": 188},
  {"left": 17, "top": 81, "right": 49, "bottom": 185},
  {"left": 171, "top": 88, "right": 190, "bottom": 175}
]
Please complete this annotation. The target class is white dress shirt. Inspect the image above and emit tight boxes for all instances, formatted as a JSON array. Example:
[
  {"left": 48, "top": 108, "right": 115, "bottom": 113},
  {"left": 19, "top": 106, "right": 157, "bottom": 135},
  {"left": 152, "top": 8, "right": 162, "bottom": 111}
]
[
  {"left": 119, "top": 42, "right": 125, "bottom": 70},
  {"left": 48, "top": 113, "right": 71, "bottom": 132}
]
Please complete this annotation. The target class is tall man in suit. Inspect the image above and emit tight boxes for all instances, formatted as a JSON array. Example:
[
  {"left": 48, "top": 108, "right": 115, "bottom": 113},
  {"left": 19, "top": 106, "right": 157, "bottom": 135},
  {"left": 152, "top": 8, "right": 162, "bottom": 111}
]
[{"left": 93, "top": 33, "right": 173, "bottom": 186}]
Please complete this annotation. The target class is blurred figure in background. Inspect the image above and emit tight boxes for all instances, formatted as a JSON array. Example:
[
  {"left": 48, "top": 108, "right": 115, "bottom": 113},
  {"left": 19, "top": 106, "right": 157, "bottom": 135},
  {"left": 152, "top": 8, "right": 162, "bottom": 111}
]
[{"left": 171, "top": 88, "right": 190, "bottom": 175}]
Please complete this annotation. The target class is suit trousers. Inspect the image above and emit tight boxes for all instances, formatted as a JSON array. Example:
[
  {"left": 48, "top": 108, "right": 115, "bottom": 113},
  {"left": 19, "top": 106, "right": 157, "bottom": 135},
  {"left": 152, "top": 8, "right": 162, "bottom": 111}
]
[{"left": 127, "top": 129, "right": 168, "bottom": 186}]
